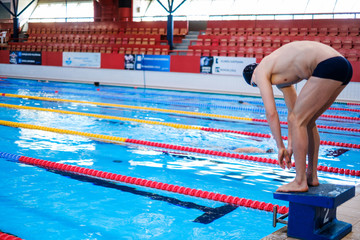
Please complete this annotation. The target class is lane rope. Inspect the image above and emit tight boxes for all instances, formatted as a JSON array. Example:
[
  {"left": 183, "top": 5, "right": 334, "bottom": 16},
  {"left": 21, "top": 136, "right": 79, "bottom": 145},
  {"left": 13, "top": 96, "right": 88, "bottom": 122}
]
[
  {"left": 0, "top": 103, "right": 359, "bottom": 148},
  {"left": 3, "top": 85, "right": 286, "bottom": 115},
  {"left": 1, "top": 93, "right": 359, "bottom": 133},
  {"left": 0, "top": 151, "right": 289, "bottom": 214},
  {"left": 0, "top": 93, "right": 253, "bottom": 121},
  {"left": 1, "top": 88, "right": 358, "bottom": 122},
  {"left": 0, "top": 120, "right": 359, "bottom": 176},
  {"left": 0, "top": 231, "right": 22, "bottom": 240}
]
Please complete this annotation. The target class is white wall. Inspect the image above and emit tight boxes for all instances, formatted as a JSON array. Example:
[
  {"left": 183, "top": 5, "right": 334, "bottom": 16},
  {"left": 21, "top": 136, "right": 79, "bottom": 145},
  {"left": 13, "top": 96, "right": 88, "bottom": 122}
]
[{"left": 0, "top": 63, "right": 359, "bottom": 102}]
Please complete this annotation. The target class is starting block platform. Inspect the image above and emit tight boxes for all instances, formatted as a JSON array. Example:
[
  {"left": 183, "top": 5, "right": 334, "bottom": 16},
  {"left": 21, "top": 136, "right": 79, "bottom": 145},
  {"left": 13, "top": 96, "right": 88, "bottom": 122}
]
[{"left": 274, "top": 184, "right": 355, "bottom": 240}]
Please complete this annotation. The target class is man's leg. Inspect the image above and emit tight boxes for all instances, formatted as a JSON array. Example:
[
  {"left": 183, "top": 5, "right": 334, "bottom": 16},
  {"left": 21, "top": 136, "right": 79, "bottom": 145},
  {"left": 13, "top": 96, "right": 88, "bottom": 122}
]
[
  {"left": 306, "top": 86, "right": 345, "bottom": 187},
  {"left": 307, "top": 122, "right": 320, "bottom": 186},
  {"left": 277, "top": 77, "right": 345, "bottom": 192}
]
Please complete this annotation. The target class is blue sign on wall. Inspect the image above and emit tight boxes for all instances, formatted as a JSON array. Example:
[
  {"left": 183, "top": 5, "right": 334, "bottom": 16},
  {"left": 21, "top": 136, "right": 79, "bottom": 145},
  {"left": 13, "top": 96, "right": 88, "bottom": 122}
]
[
  {"left": 134, "top": 55, "right": 170, "bottom": 72},
  {"left": 9, "top": 51, "right": 42, "bottom": 65}
]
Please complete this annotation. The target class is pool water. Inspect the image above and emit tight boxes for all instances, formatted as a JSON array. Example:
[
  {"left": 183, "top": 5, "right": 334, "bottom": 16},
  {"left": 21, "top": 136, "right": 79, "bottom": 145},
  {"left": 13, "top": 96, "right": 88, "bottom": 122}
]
[{"left": 0, "top": 78, "right": 359, "bottom": 240}]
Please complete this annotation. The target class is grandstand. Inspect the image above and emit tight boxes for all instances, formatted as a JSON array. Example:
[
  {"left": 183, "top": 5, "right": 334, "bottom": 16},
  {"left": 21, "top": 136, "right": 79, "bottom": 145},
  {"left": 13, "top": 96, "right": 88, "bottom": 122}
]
[
  {"left": 0, "top": 7, "right": 359, "bottom": 60},
  {"left": 1, "top": 19, "right": 360, "bottom": 60},
  {"left": 188, "top": 19, "right": 360, "bottom": 61}
]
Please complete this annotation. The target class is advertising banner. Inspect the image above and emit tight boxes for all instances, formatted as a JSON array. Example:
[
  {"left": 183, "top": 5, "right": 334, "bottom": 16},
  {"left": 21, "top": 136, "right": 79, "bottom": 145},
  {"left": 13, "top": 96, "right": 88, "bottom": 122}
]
[
  {"left": 200, "top": 56, "right": 214, "bottom": 74},
  {"left": 124, "top": 54, "right": 136, "bottom": 70},
  {"left": 9, "top": 51, "right": 41, "bottom": 65},
  {"left": 124, "top": 54, "right": 170, "bottom": 72},
  {"left": 63, "top": 52, "right": 101, "bottom": 68},
  {"left": 200, "top": 56, "right": 256, "bottom": 76}
]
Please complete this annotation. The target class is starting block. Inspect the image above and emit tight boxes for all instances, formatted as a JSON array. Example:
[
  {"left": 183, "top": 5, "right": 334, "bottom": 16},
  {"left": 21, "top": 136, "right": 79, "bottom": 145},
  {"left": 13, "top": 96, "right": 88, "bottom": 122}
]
[{"left": 273, "top": 184, "right": 355, "bottom": 240}]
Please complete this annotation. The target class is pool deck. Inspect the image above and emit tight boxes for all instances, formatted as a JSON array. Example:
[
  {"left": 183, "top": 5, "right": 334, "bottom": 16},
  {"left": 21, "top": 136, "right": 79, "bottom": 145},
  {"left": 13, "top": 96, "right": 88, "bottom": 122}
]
[{"left": 262, "top": 184, "right": 360, "bottom": 240}]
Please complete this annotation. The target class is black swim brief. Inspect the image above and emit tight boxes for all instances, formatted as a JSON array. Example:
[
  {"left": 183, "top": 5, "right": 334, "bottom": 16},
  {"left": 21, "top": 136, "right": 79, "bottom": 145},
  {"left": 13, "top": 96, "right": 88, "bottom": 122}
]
[{"left": 312, "top": 56, "right": 353, "bottom": 85}]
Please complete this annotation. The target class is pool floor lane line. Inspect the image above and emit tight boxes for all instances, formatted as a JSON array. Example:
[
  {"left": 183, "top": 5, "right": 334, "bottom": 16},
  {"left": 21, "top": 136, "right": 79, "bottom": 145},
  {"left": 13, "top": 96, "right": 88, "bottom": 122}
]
[
  {"left": 55, "top": 170, "right": 238, "bottom": 224},
  {"left": 0, "top": 120, "right": 359, "bottom": 177}
]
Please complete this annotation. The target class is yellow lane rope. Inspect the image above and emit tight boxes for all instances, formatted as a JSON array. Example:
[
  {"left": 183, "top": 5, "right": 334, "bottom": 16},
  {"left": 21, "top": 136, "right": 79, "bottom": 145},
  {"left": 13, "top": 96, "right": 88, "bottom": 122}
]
[
  {"left": 0, "top": 103, "right": 202, "bottom": 130},
  {"left": 1, "top": 93, "right": 253, "bottom": 122},
  {"left": 0, "top": 120, "right": 127, "bottom": 143}
]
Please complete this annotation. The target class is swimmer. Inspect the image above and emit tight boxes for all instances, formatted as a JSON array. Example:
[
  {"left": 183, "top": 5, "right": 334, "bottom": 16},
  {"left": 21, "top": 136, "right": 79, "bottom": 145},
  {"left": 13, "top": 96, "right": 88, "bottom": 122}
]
[
  {"left": 234, "top": 147, "right": 274, "bottom": 153},
  {"left": 243, "top": 41, "right": 352, "bottom": 192},
  {"left": 238, "top": 100, "right": 250, "bottom": 105}
]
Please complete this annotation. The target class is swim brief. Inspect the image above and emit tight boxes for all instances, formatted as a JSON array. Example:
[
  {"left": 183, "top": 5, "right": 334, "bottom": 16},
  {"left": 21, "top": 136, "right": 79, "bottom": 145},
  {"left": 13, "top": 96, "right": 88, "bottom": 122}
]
[{"left": 312, "top": 56, "right": 353, "bottom": 85}]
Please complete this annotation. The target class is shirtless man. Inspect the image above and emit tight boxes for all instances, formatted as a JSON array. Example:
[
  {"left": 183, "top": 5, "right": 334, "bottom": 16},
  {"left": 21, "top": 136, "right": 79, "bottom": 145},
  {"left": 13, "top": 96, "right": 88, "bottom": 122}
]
[{"left": 242, "top": 41, "right": 353, "bottom": 192}]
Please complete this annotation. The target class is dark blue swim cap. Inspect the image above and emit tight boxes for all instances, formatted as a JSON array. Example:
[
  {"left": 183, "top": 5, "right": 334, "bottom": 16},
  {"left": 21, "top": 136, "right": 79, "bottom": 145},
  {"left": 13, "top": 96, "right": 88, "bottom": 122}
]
[{"left": 243, "top": 63, "right": 258, "bottom": 86}]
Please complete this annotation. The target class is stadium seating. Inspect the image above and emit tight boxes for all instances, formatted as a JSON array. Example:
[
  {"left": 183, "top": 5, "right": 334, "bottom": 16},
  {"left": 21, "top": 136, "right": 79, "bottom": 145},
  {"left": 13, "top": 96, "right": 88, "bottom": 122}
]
[{"left": 189, "top": 19, "right": 360, "bottom": 60}]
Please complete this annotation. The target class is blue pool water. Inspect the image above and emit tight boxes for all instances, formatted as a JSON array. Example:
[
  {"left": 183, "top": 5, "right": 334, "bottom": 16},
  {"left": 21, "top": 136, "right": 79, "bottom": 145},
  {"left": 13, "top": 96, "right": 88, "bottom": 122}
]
[{"left": 0, "top": 78, "right": 359, "bottom": 240}]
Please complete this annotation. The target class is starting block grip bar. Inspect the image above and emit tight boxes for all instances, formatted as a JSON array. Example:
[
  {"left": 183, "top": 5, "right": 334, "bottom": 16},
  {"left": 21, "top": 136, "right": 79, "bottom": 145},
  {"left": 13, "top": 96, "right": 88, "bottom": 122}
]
[{"left": 274, "top": 184, "right": 355, "bottom": 240}]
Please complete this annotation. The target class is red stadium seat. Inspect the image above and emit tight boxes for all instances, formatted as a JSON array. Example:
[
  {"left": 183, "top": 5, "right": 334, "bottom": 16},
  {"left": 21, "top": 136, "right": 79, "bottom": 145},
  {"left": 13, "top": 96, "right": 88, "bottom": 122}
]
[
  {"left": 219, "top": 49, "right": 228, "bottom": 56},
  {"left": 246, "top": 48, "right": 255, "bottom": 57},
  {"left": 342, "top": 39, "right": 353, "bottom": 49},
  {"left": 228, "top": 38, "right": 236, "bottom": 46},
  {"left": 213, "top": 28, "right": 220, "bottom": 35},
  {"left": 338, "top": 27, "right": 348, "bottom": 37},
  {"left": 346, "top": 49, "right": 358, "bottom": 61},
  {"left": 328, "top": 27, "right": 339, "bottom": 36},
  {"left": 298, "top": 28, "right": 308, "bottom": 36},
  {"left": 245, "top": 28, "right": 254, "bottom": 35},
  {"left": 263, "top": 28, "right": 271, "bottom": 36},
  {"left": 220, "top": 28, "right": 228, "bottom": 35},
  {"left": 272, "top": 38, "right": 281, "bottom": 48},
  {"left": 349, "top": 27, "right": 359, "bottom": 36},
  {"left": 263, "top": 38, "right": 272, "bottom": 48},
  {"left": 255, "top": 48, "right": 264, "bottom": 59},
  {"left": 318, "top": 28, "right": 328, "bottom": 36},
  {"left": 271, "top": 28, "right": 280, "bottom": 36},
  {"left": 220, "top": 39, "right": 228, "bottom": 46},
  {"left": 280, "top": 28, "right": 289, "bottom": 36},
  {"left": 253, "top": 28, "right": 262, "bottom": 36},
  {"left": 236, "top": 47, "right": 245, "bottom": 57},
  {"left": 229, "top": 28, "right": 237, "bottom": 35},
  {"left": 331, "top": 38, "right": 342, "bottom": 49},
  {"left": 227, "top": 49, "right": 236, "bottom": 57},
  {"left": 289, "top": 28, "right": 298, "bottom": 36},
  {"left": 308, "top": 28, "right": 318, "bottom": 36},
  {"left": 237, "top": 28, "right": 245, "bottom": 36},
  {"left": 353, "top": 39, "right": 360, "bottom": 49},
  {"left": 245, "top": 39, "right": 254, "bottom": 47},
  {"left": 211, "top": 49, "right": 219, "bottom": 56}
]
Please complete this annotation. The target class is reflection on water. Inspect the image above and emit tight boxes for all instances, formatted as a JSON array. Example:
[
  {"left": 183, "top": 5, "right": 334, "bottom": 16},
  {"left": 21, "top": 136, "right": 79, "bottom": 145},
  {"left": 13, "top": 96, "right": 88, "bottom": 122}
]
[
  {"left": 126, "top": 145, "right": 360, "bottom": 189},
  {"left": 16, "top": 129, "right": 95, "bottom": 152}
]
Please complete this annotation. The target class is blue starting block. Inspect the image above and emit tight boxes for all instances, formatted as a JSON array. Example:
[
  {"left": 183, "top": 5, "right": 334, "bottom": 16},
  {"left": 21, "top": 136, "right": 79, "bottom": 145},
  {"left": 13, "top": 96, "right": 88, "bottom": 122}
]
[{"left": 273, "top": 184, "right": 355, "bottom": 240}]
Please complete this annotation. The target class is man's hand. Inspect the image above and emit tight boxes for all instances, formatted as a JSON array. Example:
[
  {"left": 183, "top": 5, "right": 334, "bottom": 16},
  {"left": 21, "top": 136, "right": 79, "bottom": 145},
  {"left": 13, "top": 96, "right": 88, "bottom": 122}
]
[
  {"left": 287, "top": 146, "right": 293, "bottom": 161},
  {"left": 278, "top": 148, "right": 292, "bottom": 169}
]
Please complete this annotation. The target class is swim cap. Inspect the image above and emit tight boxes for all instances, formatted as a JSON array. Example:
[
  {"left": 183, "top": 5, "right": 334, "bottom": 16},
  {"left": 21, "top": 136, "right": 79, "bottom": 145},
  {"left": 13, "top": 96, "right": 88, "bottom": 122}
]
[{"left": 243, "top": 63, "right": 258, "bottom": 86}]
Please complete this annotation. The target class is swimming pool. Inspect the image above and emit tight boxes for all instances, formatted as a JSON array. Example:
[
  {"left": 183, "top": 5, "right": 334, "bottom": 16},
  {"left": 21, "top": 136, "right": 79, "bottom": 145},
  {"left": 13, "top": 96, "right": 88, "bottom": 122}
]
[{"left": 0, "top": 78, "right": 359, "bottom": 240}]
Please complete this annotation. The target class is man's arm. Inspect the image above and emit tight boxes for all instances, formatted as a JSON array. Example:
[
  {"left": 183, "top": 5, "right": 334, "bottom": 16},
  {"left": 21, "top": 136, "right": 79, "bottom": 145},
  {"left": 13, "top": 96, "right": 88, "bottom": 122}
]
[
  {"left": 255, "top": 71, "right": 284, "bottom": 149},
  {"left": 278, "top": 85, "right": 297, "bottom": 157},
  {"left": 254, "top": 69, "right": 291, "bottom": 169}
]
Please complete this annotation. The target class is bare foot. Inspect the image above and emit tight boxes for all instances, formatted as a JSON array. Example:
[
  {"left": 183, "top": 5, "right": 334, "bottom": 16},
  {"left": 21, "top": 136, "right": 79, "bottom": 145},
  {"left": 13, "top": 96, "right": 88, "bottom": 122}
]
[
  {"left": 276, "top": 180, "right": 309, "bottom": 192},
  {"left": 307, "top": 174, "right": 319, "bottom": 187}
]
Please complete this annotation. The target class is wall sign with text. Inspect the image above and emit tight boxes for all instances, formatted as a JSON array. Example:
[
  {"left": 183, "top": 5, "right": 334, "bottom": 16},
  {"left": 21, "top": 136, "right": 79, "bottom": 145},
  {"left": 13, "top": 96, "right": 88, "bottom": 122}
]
[{"left": 10, "top": 51, "right": 42, "bottom": 65}]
